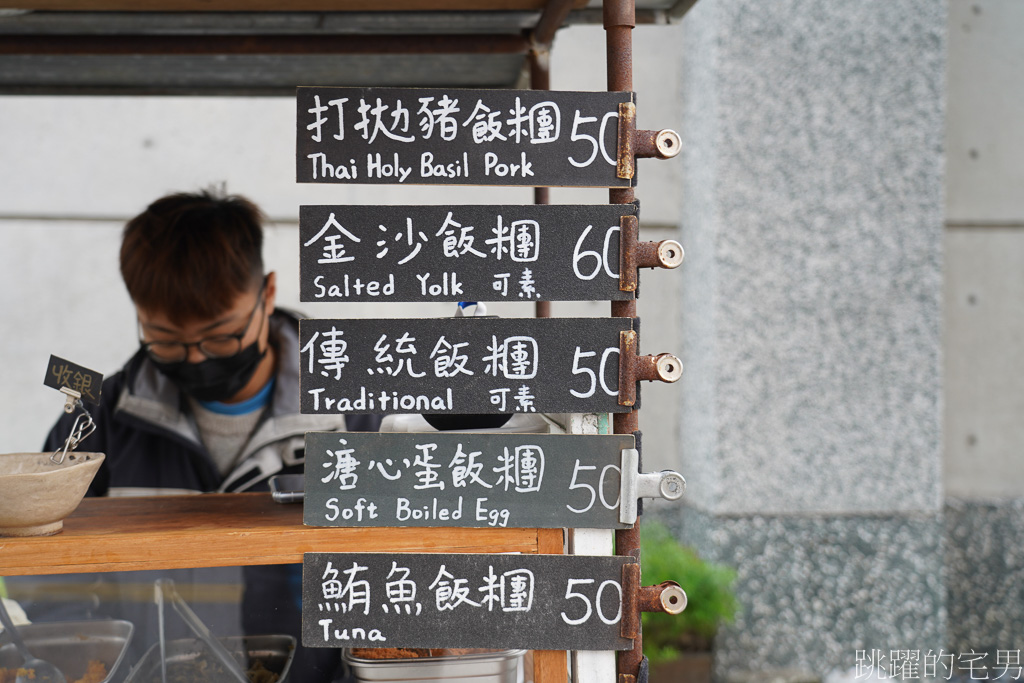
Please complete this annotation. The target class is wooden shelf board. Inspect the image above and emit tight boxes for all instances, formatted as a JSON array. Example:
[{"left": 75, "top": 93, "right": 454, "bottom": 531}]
[
  {"left": 0, "top": 493, "right": 563, "bottom": 576},
  {"left": 0, "top": 1, "right": 587, "bottom": 11}
]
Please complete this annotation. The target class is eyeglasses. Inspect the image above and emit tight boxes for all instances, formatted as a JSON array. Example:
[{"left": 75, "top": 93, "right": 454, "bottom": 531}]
[{"left": 140, "top": 278, "right": 267, "bottom": 364}]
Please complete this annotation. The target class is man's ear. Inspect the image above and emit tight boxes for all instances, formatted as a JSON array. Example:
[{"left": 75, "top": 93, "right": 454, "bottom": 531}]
[{"left": 264, "top": 271, "right": 278, "bottom": 315}]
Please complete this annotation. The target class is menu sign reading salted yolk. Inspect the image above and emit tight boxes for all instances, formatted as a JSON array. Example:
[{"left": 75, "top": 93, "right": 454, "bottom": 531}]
[{"left": 299, "top": 204, "right": 638, "bottom": 303}]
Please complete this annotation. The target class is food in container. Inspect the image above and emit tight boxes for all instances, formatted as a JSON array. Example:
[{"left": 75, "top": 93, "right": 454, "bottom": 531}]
[
  {"left": 0, "top": 619, "right": 134, "bottom": 683},
  {"left": 124, "top": 635, "right": 296, "bottom": 683}
]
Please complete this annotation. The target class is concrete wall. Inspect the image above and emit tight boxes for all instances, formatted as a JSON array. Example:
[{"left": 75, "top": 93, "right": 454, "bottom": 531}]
[{"left": 943, "top": 0, "right": 1024, "bottom": 656}]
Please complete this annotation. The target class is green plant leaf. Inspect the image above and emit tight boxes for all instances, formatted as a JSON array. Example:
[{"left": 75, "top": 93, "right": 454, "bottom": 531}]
[{"left": 639, "top": 521, "right": 738, "bottom": 664}]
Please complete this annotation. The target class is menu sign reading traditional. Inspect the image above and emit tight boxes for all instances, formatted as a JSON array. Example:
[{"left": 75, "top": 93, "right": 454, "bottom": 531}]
[
  {"left": 302, "top": 552, "right": 633, "bottom": 651},
  {"left": 296, "top": 87, "right": 634, "bottom": 187},
  {"left": 299, "top": 317, "right": 635, "bottom": 416},
  {"left": 304, "top": 432, "right": 634, "bottom": 529},
  {"left": 299, "top": 203, "right": 637, "bottom": 303}
]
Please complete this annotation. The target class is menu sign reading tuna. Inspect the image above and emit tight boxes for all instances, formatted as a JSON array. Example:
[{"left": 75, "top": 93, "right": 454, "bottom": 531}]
[{"left": 302, "top": 552, "right": 634, "bottom": 651}]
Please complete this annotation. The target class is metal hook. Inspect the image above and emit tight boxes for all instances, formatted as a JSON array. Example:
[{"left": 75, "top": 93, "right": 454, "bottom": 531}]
[{"left": 51, "top": 398, "right": 96, "bottom": 464}]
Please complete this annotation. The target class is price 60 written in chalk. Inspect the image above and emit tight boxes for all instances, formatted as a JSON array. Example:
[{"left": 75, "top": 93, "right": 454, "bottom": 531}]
[{"left": 298, "top": 204, "right": 637, "bottom": 303}]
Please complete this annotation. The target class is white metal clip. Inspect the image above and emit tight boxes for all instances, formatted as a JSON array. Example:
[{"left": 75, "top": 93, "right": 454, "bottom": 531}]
[{"left": 618, "top": 448, "right": 686, "bottom": 524}]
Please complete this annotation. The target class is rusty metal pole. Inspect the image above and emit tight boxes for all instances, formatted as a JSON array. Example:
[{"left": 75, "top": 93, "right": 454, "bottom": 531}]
[
  {"left": 605, "top": 0, "right": 642, "bottom": 681},
  {"left": 530, "top": 49, "right": 552, "bottom": 319},
  {"left": 529, "top": 0, "right": 576, "bottom": 320}
]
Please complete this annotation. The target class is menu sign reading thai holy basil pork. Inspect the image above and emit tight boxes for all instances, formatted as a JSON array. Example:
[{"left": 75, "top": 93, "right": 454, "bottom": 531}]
[
  {"left": 302, "top": 552, "right": 634, "bottom": 651},
  {"left": 296, "top": 87, "right": 634, "bottom": 187},
  {"left": 299, "top": 204, "right": 637, "bottom": 303},
  {"left": 299, "top": 317, "right": 635, "bottom": 416},
  {"left": 304, "top": 432, "right": 635, "bottom": 530}
]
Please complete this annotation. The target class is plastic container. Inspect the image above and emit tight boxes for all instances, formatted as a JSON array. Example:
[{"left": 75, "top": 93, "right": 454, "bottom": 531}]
[{"left": 343, "top": 649, "right": 524, "bottom": 683}]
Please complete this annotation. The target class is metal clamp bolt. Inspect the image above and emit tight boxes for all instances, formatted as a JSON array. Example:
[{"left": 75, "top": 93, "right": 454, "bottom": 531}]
[
  {"left": 618, "top": 213, "right": 685, "bottom": 292},
  {"left": 618, "top": 448, "right": 687, "bottom": 524}
]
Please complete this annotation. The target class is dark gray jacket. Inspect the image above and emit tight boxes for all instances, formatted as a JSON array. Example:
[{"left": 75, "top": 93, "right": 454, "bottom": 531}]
[{"left": 43, "top": 309, "right": 379, "bottom": 496}]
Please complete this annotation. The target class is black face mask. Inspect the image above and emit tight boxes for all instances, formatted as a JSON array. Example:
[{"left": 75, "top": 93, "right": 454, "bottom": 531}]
[{"left": 152, "top": 340, "right": 266, "bottom": 403}]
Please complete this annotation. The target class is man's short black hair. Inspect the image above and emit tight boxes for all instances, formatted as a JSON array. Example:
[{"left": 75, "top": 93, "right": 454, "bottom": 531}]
[{"left": 120, "top": 189, "right": 265, "bottom": 325}]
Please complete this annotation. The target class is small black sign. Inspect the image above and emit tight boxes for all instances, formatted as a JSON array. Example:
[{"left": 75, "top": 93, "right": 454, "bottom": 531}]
[
  {"left": 304, "top": 432, "right": 634, "bottom": 530},
  {"left": 296, "top": 87, "right": 633, "bottom": 188},
  {"left": 299, "top": 204, "right": 636, "bottom": 303},
  {"left": 43, "top": 355, "right": 102, "bottom": 405},
  {"left": 302, "top": 552, "right": 633, "bottom": 651},
  {"left": 299, "top": 317, "right": 635, "bottom": 416}
]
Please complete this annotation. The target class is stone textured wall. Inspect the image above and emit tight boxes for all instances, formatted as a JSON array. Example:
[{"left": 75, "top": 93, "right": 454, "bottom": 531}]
[
  {"left": 677, "top": 0, "right": 946, "bottom": 517},
  {"left": 673, "top": 0, "right": 947, "bottom": 675},
  {"left": 945, "top": 499, "right": 1024, "bottom": 655}
]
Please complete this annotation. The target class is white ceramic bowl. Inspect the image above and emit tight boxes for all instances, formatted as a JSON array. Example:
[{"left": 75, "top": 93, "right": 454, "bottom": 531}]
[{"left": 0, "top": 452, "right": 104, "bottom": 536}]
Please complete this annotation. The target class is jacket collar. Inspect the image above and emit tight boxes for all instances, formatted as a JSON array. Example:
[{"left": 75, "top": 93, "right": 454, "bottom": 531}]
[{"left": 117, "top": 310, "right": 345, "bottom": 491}]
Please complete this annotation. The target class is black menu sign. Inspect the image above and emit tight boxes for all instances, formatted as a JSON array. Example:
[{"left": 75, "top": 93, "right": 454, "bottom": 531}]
[
  {"left": 43, "top": 355, "right": 102, "bottom": 405},
  {"left": 304, "top": 432, "right": 635, "bottom": 530},
  {"left": 302, "top": 552, "right": 633, "bottom": 651},
  {"left": 299, "top": 203, "right": 637, "bottom": 303},
  {"left": 299, "top": 317, "right": 635, "bottom": 416},
  {"left": 297, "top": 87, "right": 634, "bottom": 188}
]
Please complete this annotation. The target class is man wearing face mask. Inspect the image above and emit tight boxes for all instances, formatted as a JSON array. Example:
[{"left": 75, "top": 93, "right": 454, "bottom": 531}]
[
  {"left": 44, "top": 189, "right": 378, "bottom": 494},
  {"left": 41, "top": 190, "right": 377, "bottom": 683}
]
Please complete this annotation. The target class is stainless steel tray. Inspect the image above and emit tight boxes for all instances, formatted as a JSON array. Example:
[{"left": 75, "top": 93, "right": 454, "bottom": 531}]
[
  {"left": 268, "top": 474, "right": 304, "bottom": 504},
  {"left": 343, "top": 649, "right": 524, "bottom": 683},
  {"left": 0, "top": 618, "right": 134, "bottom": 683},
  {"left": 124, "top": 635, "right": 296, "bottom": 683}
]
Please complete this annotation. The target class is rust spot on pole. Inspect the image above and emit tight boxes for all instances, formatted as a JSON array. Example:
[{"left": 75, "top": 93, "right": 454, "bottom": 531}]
[
  {"left": 620, "top": 214, "right": 684, "bottom": 292},
  {"left": 620, "top": 562, "right": 641, "bottom": 639},
  {"left": 618, "top": 330, "right": 638, "bottom": 407},
  {"left": 619, "top": 331, "right": 683, "bottom": 407},
  {"left": 617, "top": 102, "right": 636, "bottom": 180},
  {"left": 619, "top": 214, "right": 639, "bottom": 292}
]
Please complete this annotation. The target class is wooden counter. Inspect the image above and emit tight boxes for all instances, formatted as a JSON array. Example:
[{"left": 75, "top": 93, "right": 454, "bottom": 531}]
[
  {"left": 0, "top": 493, "right": 564, "bottom": 576},
  {"left": 0, "top": 493, "right": 569, "bottom": 681}
]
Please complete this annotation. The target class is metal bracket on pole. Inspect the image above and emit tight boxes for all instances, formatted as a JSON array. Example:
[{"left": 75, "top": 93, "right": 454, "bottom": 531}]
[
  {"left": 620, "top": 561, "right": 641, "bottom": 640},
  {"left": 617, "top": 330, "right": 683, "bottom": 407},
  {"left": 616, "top": 101, "right": 683, "bottom": 181},
  {"left": 618, "top": 213, "right": 684, "bottom": 293},
  {"left": 618, "top": 447, "right": 686, "bottom": 524}
]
